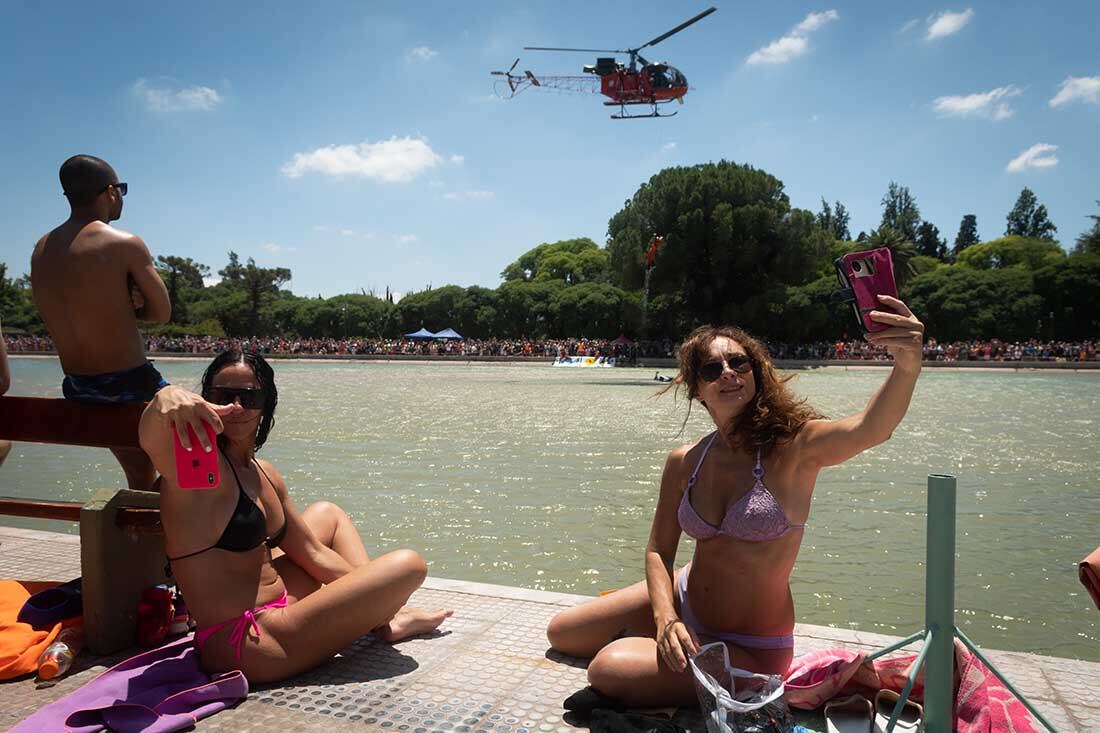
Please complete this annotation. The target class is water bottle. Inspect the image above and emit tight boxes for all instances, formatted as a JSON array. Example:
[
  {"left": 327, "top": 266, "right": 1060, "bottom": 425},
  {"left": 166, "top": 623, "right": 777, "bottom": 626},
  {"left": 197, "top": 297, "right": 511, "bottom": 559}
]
[{"left": 36, "top": 625, "right": 84, "bottom": 680}]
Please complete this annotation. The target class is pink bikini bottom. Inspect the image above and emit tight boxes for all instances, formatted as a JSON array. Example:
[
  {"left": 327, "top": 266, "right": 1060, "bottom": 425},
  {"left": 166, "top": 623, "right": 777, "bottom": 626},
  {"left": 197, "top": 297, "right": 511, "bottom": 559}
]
[{"left": 194, "top": 589, "right": 289, "bottom": 660}]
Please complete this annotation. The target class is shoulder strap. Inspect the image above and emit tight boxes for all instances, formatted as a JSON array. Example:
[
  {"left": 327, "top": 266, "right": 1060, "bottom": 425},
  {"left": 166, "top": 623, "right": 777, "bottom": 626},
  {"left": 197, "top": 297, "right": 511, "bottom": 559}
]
[{"left": 687, "top": 432, "right": 718, "bottom": 486}]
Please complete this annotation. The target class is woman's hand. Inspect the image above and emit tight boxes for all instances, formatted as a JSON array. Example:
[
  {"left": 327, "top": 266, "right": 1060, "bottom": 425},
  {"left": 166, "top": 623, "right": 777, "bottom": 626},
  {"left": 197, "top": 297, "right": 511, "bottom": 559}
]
[
  {"left": 151, "top": 385, "right": 239, "bottom": 452},
  {"left": 657, "top": 617, "right": 700, "bottom": 673},
  {"left": 866, "top": 295, "right": 924, "bottom": 372}
]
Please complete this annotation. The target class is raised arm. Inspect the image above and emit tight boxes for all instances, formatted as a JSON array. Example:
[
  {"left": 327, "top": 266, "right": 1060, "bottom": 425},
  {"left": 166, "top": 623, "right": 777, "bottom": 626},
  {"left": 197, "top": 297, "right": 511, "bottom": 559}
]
[
  {"left": 798, "top": 295, "right": 924, "bottom": 468},
  {"left": 122, "top": 235, "right": 171, "bottom": 324},
  {"left": 256, "top": 459, "right": 354, "bottom": 584},
  {"left": 139, "top": 385, "right": 234, "bottom": 485},
  {"left": 645, "top": 444, "right": 697, "bottom": 671}
]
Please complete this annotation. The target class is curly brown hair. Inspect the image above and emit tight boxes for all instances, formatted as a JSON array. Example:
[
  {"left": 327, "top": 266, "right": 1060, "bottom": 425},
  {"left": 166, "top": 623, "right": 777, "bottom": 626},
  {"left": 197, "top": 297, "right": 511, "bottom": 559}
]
[{"left": 660, "top": 325, "right": 823, "bottom": 454}]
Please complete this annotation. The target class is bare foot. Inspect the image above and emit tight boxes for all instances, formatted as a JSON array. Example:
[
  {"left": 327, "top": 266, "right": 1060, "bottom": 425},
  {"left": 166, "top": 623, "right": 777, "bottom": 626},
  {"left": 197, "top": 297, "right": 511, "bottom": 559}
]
[{"left": 378, "top": 606, "right": 454, "bottom": 642}]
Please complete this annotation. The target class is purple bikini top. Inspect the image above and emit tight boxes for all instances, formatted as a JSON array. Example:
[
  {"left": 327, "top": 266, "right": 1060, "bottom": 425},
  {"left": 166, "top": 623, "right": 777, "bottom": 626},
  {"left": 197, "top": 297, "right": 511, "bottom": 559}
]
[{"left": 677, "top": 433, "right": 806, "bottom": 543}]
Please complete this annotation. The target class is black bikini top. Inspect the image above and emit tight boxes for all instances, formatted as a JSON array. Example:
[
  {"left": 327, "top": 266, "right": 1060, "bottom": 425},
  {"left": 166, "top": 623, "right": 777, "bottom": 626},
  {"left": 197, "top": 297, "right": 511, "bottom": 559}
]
[{"left": 167, "top": 451, "right": 287, "bottom": 563}]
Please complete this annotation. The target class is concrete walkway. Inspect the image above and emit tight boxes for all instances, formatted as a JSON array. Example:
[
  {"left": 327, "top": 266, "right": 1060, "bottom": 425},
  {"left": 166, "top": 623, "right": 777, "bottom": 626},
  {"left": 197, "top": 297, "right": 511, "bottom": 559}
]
[{"left": 0, "top": 525, "right": 1095, "bottom": 732}]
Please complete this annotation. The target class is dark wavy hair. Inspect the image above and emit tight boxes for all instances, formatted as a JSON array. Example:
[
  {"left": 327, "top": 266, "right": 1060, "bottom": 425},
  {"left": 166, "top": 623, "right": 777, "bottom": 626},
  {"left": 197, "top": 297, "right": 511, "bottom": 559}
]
[
  {"left": 661, "top": 325, "right": 823, "bottom": 454},
  {"left": 200, "top": 348, "right": 278, "bottom": 452}
]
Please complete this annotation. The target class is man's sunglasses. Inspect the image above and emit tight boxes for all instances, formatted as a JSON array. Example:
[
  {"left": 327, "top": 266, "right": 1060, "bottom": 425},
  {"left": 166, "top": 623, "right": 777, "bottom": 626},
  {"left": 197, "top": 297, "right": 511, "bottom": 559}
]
[
  {"left": 699, "top": 354, "right": 753, "bottom": 382},
  {"left": 101, "top": 182, "right": 127, "bottom": 196},
  {"left": 207, "top": 386, "right": 266, "bottom": 409}
]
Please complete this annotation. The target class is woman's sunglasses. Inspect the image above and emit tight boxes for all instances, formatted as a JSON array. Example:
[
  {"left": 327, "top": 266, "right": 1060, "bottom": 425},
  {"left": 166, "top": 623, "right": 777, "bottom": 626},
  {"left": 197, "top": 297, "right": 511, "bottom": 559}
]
[
  {"left": 699, "top": 354, "right": 753, "bottom": 382},
  {"left": 207, "top": 386, "right": 266, "bottom": 409}
]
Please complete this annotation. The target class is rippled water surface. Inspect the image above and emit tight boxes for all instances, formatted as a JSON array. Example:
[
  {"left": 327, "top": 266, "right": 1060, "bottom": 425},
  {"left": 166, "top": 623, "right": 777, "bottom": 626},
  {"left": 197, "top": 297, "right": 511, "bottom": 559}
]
[{"left": 4, "top": 357, "right": 1098, "bottom": 661}]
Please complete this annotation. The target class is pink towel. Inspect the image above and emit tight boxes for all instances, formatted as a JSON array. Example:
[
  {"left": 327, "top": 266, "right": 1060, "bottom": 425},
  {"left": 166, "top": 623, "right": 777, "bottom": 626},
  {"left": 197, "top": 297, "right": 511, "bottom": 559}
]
[
  {"left": 1080, "top": 547, "right": 1100, "bottom": 610},
  {"left": 785, "top": 641, "right": 1040, "bottom": 732}
]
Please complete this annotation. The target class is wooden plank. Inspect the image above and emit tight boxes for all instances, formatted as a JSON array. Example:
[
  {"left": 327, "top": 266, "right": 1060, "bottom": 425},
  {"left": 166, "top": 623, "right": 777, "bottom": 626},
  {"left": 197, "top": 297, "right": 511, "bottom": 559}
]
[
  {"left": 0, "top": 396, "right": 143, "bottom": 448},
  {"left": 0, "top": 497, "right": 163, "bottom": 534}
]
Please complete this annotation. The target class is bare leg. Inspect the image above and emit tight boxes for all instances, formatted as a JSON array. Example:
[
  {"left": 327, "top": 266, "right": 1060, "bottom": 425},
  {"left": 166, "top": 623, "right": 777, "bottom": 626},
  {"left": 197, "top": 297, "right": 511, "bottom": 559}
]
[
  {"left": 546, "top": 569, "right": 686, "bottom": 658},
  {"left": 109, "top": 447, "right": 157, "bottom": 491},
  {"left": 585, "top": 636, "right": 792, "bottom": 708},
  {"left": 0, "top": 440, "right": 11, "bottom": 469},
  {"left": 225, "top": 549, "right": 446, "bottom": 683},
  {"left": 270, "top": 503, "right": 451, "bottom": 646}
]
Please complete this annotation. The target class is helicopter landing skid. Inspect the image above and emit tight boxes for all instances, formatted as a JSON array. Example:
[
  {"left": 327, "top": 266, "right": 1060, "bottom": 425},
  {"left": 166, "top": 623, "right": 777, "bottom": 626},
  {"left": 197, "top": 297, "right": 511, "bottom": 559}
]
[{"left": 606, "top": 99, "right": 677, "bottom": 119}]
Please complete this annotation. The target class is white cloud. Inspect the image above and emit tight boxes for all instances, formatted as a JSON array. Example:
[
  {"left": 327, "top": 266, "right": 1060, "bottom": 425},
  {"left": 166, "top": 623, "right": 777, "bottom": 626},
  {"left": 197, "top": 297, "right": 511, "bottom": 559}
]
[
  {"left": 933, "top": 85, "right": 1022, "bottom": 120},
  {"left": 1006, "top": 143, "right": 1059, "bottom": 173},
  {"left": 926, "top": 9, "right": 974, "bottom": 40},
  {"left": 899, "top": 18, "right": 920, "bottom": 33},
  {"left": 262, "top": 242, "right": 296, "bottom": 253},
  {"left": 1049, "top": 75, "right": 1100, "bottom": 108},
  {"left": 661, "top": 142, "right": 677, "bottom": 152},
  {"left": 396, "top": 234, "right": 418, "bottom": 243},
  {"left": 281, "top": 136, "right": 442, "bottom": 182},
  {"left": 202, "top": 276, "right": 221, "bottom": 288},
  {"left": 407, "top": 46, "right": 438, "bottom": 62},
  {"left": 132, "top": 79, "right": 222, "bottom": 112},
  {"left": 449, "top": 154, "right": 465, "bottom": 165},
  {"left": 794, "top": 9, "right": 839, "bottom": 34},
  {"left": 338, "top": 229, "right": 356, "bottom": 237},
  {"left": 746, "top": 10, "right": 837, "bottom": 66},
  {"left": 443, "top": 190, "right": 495, "bottom": 200}
]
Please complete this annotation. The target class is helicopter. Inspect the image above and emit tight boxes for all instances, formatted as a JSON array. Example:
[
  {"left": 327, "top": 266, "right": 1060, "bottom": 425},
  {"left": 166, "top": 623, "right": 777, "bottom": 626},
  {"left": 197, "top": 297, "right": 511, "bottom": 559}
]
[{"left": 492, "top": 6, "right": 716, "bottom": 119}]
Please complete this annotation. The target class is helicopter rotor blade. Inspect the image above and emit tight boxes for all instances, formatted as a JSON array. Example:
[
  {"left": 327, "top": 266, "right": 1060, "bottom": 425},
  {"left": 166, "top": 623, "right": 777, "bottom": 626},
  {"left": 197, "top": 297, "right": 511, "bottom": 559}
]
[
  {"left": 636, "top": 6, "right": 716, "bottom": 51},
  {"left": 524, "top": 46, "right": 628, "bottom": 54},
  {"left": 509, "top": 57, "right": 519, "bottom": 73}
]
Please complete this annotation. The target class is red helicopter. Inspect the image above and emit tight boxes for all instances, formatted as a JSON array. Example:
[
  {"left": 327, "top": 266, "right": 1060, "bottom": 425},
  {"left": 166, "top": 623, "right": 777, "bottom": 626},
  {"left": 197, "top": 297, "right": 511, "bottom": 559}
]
[{"left": 492, "top": 6, "right": 716, "bottom": 119}]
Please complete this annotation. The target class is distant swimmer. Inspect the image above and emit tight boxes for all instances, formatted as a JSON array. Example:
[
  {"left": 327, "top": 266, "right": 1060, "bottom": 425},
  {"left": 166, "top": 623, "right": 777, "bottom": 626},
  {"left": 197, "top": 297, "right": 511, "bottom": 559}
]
[{"left": 31, "top": 155, "right": 171, "bottom": 490}]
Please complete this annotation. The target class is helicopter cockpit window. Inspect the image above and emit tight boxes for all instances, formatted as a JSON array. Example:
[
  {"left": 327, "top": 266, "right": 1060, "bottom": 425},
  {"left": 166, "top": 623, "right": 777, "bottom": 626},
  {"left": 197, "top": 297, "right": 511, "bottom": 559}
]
[
  {"left": 666, "top": 67, "right": 686, "bottom": 87},
  {"left": 648, "top": 65, "right": 672, "bottom": 88}
]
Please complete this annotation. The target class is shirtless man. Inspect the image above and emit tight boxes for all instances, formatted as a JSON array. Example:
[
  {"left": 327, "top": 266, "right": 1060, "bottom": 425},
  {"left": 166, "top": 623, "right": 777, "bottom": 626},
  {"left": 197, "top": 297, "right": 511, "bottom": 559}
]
[{"left": 31, "top": 155, "right": 171, "bottom": 490}]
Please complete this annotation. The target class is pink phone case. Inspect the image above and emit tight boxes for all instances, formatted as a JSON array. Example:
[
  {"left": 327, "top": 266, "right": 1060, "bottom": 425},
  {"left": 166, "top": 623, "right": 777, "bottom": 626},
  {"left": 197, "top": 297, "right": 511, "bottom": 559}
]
[
  {"left": 834, "top": 247, "right": 898, "bottom": 333},
  {"left": 172, "top": 422, "right": 220, "bottom": 490}
]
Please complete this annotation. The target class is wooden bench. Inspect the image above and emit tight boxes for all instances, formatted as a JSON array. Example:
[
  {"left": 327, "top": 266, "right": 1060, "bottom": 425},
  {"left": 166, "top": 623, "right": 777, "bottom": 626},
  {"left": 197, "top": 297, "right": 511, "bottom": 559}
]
[{"left": 0, "top": 396, "right": 169, "bottom": 654}]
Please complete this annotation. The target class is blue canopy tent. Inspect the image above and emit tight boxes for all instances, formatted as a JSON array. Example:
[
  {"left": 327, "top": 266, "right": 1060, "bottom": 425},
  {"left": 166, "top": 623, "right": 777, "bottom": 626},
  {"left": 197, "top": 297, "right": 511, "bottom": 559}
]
[
  {"left": 434, "top": 328, "right": 463, "bottom": 340},
  {"left": 405, "top": 328, "right": 437, "bottom": 340}
]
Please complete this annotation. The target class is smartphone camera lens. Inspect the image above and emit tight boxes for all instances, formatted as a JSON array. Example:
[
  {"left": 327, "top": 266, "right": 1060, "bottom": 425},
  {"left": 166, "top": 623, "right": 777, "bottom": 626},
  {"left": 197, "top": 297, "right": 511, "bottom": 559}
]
[{"left": 852, "top": 260, "right": 862, "bottom": 273}]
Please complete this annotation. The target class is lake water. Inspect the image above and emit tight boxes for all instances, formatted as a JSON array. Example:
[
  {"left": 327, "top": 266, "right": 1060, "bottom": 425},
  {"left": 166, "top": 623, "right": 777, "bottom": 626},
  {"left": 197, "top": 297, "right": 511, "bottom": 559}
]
[{"left": 3, "top": 357, "right": 1098, "bottom": 661}]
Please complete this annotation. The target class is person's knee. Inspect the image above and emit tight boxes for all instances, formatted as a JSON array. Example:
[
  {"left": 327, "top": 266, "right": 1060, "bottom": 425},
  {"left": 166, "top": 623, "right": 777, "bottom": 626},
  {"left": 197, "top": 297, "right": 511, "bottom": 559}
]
[
  {"left": 0, "top": 440, "right": 11, "bottom": 467},
  {"left": 389, "top": 548, "right": 428, "bottom": 586},
  {"left": 586, "top": 648, "right": 630, "bottom": 697},
  {"left": 306, "top": 500, "right": 344, "bottom": 520},
  {"left": 545, "top": 609, "right": 578, "bottom": 653}
]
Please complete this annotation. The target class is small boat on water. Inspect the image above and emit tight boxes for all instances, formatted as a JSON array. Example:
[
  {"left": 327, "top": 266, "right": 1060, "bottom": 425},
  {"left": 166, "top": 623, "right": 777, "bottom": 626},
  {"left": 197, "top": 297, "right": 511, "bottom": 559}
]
[{"left": 552, "top": 355, "right": 617, "bottom": 368}]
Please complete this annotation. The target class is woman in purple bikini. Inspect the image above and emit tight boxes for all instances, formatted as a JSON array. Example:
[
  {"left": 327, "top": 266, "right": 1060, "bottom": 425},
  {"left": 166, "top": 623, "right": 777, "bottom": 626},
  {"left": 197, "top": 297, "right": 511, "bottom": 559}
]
[{"left": 546, "top": 295, "right": 924, "bottom": 707}]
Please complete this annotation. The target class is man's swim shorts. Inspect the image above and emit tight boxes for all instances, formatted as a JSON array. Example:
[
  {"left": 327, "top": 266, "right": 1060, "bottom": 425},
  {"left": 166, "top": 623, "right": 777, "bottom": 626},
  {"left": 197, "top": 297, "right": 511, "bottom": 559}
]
[{"left": 62, "top": 360, "right": 169, "bottom": 404}]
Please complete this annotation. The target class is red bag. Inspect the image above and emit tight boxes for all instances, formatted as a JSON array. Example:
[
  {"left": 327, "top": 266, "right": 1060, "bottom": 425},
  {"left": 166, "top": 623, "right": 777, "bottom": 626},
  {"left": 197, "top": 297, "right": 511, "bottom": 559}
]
[{"left": 1080, "top": 547, "right": 1100, "bottom": 610}]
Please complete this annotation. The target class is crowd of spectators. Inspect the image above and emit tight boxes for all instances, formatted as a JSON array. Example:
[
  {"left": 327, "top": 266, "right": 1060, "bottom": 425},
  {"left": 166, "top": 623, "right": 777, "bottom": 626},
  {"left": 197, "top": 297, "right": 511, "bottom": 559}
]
[{"left": 5, "top": 334, "right": 1097, "bottom": 363}]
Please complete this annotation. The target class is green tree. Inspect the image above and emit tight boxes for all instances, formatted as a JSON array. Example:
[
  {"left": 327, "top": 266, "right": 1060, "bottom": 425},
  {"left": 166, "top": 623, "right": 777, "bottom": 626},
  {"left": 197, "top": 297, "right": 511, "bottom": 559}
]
[
  {"left": 549, "top": 282, "right": 631, "bottom": 338},
  {"left": 1074, "top": 201, "right": 1100, "bottom": 256},
  {"left": 1033, "top": 254, "right": 1100, "bottom": 339},
  {"left": 817, "top": 199, "right": 851, "bottom": 241},
  {"left": 0, "top": 263, "right": 42, "bottom": 333},
  {"left": 953, "top": 214, "right": 980, "bottom": 259},
  {"left": 906, "top": 266, "right": 1043, "bottom": 341},
  {"left": 1005, "top": 187, "right": 1057, "bottom": 240},
  {"left": 155, "top": 255, "right": 210, "bottom": 323},
  {"left": 864, "top": 227, "right": 919, "bottom": 287},
  {"left": 915, "top": 221, "right": 947, "bottom": 261},
  {"left": 606, "top": 161, "right": 828, "bottom": 336},
  {"left": 500, "top": 238, "right": 607, "bottom": 284},
  {"left": 880, "top": 182, "right": 921, "bottom": 242},
  {"left": 954, "top": 236, "right": 1065, "bottom": 271}
]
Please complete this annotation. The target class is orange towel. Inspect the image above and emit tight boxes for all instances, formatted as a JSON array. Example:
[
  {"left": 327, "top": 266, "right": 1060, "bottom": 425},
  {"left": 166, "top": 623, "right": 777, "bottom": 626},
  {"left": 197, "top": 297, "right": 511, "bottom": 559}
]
[
  {"left": 1080, "top": 548, "right": 1100, "bottom": 611},
  {"left": 0, "top": 580, "right": 62, "bottom": 680}
]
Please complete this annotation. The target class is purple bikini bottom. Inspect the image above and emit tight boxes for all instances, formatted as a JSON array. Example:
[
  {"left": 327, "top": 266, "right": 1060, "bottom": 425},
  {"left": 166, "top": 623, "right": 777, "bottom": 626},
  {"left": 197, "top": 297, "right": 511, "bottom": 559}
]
[{"left": 675, "top": 564, "right": 795, "bottom": 650}]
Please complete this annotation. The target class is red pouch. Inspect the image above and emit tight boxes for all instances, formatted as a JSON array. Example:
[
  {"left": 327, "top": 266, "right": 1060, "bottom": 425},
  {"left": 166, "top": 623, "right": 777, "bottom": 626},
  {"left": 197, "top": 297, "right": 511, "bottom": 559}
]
[{"left": 834, "top": 247, "right": 899, "bottom": 333}]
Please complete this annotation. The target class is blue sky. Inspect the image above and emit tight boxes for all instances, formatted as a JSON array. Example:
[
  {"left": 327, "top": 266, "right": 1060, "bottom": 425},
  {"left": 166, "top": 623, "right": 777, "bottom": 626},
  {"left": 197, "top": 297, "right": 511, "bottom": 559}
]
[{"left": 2, "top": 1, "right": 1097, "bottom": 299}]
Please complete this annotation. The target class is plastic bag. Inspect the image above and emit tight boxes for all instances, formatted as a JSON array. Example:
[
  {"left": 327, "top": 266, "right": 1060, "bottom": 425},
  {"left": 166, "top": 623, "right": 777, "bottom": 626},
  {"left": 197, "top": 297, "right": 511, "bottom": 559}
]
[{"left": 689, "top": 642, "right": 794, "bottom": 733}]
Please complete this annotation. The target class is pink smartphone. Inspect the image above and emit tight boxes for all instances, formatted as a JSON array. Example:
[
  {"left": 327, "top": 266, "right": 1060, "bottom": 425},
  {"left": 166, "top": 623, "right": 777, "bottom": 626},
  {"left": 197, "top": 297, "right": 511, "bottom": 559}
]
[
  {"left": 172, "top": 422, "right": 220, "bottom": 490},
  {"left": 834, "top": 247, "right": 898, "bottom": 333}
]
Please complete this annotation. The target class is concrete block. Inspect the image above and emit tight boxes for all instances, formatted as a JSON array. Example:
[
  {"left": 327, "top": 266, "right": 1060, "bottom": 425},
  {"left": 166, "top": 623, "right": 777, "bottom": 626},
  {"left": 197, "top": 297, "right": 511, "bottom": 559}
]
[{"left": 80, "top": 488, "right": 168, "bottom": 655}]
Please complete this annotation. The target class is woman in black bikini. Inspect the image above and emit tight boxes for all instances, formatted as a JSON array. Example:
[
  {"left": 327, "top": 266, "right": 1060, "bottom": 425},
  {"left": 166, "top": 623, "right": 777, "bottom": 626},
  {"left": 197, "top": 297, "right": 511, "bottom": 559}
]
[{"left": 140, "top": 348, "right": 451, "bottom": 683}]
